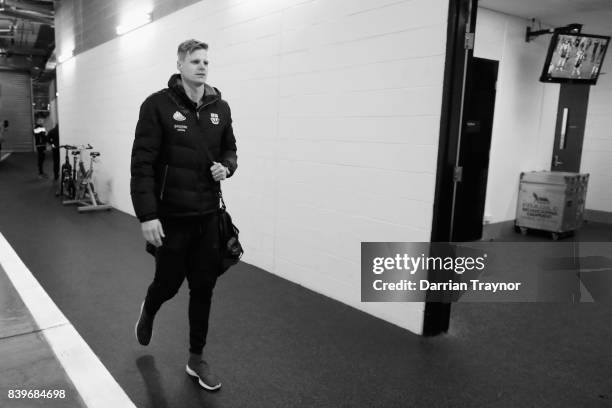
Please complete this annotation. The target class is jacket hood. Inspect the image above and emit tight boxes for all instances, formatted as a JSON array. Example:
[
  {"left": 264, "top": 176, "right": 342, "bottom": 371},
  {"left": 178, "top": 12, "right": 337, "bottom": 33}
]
[{"left": 167, "top": 73, "right": 220, "bottom": 99}]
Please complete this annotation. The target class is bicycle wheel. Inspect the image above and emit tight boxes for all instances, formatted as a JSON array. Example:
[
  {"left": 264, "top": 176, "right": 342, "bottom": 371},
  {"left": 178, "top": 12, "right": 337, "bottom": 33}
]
[
  {"left": 59, "top": 170, "right": 69, "bottom": 197},
  {"left": 67, "top": 179, "right": 76, "bottom": 199}
]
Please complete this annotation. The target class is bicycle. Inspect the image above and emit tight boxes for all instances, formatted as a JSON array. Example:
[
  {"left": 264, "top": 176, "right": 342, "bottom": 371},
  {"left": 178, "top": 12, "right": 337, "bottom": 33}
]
[
  {"left": 61, "top": 144, "right": 90, "bottom": 201},
  {"left": 63, "top": 144, "right": 111, "bottom": 212},
  {"left": 56, "top": 144, "right": 76, "bottom": 198},
  {"left": 73, "top": 144, "right": 92, "bottom": 202}
]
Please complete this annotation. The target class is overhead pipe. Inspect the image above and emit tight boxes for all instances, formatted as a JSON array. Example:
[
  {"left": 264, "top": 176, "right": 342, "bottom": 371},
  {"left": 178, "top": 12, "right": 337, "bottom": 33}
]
[
  {"left": 6, "top": 45, "right": 47, "bottom": 55},
  {"left": 0, "top": 8, "right": 53, "bottom": 25},
  {"left": 0, "top": 0, "right": 53, "bottom": 26},
  {"left": 6, "top": 0, "right": 53, "bottom": 14}
]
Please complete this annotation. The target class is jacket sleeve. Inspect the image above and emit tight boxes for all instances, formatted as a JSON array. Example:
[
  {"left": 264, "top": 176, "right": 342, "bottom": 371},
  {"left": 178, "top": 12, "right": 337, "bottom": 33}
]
[
  {"left": 130, "top": 96, "right": 162, "bottom": 222},
  {"left": 220, "top": 102, "right": 238, "bottom": 177}
]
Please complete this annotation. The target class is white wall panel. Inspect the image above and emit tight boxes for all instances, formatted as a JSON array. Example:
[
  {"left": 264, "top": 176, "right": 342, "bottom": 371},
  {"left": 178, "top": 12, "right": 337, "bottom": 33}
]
[
  {"left": 476, "top": 7, "right": 612, "bottom": 219},
  {"left": 582, "top": 54, "right": 612, "bottom": 213},
  {"left": 56, "top": 0, "right": 450, "bottom": 334},
  {"left": 475, "top": 8, "right": 560, "bottom": 223}
]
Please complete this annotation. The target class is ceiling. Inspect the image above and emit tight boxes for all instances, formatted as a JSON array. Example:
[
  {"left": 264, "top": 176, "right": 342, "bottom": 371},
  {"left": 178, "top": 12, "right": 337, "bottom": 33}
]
[
  {"left": 0, "top": 0, "right": 55, "bottom": 79},
  {"left": 480, "top": 0, "right": 612, "bottom": 35},
  {"left": 0, "top": 0, "right": 610, "bottom": 81}
]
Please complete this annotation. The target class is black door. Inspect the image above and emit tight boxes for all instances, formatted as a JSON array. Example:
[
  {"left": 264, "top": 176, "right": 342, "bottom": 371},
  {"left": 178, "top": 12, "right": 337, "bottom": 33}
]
[
  {"left": 551, "top": 84, "right": 590, "bottom": 172},
  {"left": 452, "top": 57, "right": 498, "bottom": 242}
]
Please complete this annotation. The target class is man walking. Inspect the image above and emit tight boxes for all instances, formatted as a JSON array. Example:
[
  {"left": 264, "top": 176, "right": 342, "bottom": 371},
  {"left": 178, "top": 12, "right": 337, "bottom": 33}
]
[
  {"left": 130, "top": 39, "right": 237, "bottom": 391},
  {"left": 33, "top": 118, "right": 48, "bottom": 178},
  {"left": 0, "top": 120, "right": 8, "bottom": 160},
  {"left": 47, "top": 124, "right": 60, "bottom": 181}
]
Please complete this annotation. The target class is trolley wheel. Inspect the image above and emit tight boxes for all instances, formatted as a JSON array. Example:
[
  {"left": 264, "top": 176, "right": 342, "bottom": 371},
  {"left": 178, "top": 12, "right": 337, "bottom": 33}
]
[
  {"left": 551, "top": 232, "right": 560, "bottom": 240},
  {"left": 519, "top": 227, "right": 528, "bottom": 236}
]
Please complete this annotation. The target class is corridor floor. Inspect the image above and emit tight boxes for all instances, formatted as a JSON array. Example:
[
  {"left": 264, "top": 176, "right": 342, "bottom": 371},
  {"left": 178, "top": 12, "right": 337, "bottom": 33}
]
[{"left": 0, "top": 152, "right": 611, "bottom": 407}]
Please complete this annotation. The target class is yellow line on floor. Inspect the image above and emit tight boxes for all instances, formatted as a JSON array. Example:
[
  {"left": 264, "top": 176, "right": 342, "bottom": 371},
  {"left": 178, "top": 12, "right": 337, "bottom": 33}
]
[{"left": 0, "top": 232, "right": 136, "bottom": 408}]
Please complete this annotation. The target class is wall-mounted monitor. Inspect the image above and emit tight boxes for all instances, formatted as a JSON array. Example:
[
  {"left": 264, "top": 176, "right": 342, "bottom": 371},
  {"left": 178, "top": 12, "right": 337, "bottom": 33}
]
[{"left": 540, "top": 32, "right": 610, "bottom": 85}]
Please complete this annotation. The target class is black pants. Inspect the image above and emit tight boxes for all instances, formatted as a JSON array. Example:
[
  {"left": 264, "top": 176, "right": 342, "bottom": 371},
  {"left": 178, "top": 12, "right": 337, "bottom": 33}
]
[
  {"left": 52, "top": 147, "right": 60, "bottom": 180},
  {"left": 143, "top": 213, "right": 221, "bottom": 355},
  {"left": 36, "top": 146, "right": 46, "bottom": 174}
]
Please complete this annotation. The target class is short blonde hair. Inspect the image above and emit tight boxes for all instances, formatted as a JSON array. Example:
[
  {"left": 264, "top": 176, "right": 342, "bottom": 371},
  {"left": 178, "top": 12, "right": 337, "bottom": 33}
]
[{"left": 177, "top": 39, "right": 208, "bottom": 61}]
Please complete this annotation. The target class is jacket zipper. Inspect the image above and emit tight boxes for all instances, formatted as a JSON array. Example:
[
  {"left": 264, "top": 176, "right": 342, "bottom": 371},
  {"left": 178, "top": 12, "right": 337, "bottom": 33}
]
[
  {"left": 160, "top": 165, "right": 169, "bottom": 200},
  {"left": 196, "top": 97, "right": 218, "bottom": 117},
  {"left": 195, "top": 98, "right": 218, "bottom": 215},
  {"left": 165, "top": 91, "right": 219, "bottom": 210}
]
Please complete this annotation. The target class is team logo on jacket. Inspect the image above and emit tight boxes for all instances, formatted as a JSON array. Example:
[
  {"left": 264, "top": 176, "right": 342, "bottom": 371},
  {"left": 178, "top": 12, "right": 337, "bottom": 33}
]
[
  {"left": 210, "top": 113, "right": 219, "bottom": 125},
  {"left": 173, "top": 111, "right": 186, "bottom": 121}
]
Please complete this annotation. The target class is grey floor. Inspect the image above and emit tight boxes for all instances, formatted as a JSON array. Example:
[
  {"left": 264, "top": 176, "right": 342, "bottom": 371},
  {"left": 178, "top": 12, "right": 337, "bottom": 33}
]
[
  {"left": 0, "top": 265, "right": 87, "bottom": 408},
  {"left": 1, "top": 152, "right": 611, "bottom": 408}
]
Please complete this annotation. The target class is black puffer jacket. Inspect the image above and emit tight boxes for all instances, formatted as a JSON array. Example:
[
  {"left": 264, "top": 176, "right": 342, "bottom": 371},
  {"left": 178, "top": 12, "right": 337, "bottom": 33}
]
[{"left": 130, "top": 74, "right": 238, "bottom": 222}]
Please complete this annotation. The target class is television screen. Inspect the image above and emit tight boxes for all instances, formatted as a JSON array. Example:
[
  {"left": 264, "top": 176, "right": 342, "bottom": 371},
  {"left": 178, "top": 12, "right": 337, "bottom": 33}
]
[{"left": 540, "top": 33, "right": 610, "bottom": 84}]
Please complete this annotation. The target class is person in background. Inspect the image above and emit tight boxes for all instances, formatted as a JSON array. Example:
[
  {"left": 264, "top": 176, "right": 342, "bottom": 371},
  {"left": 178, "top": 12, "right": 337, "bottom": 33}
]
[
  {"left": 0, "top": 120, "right": 8, "bottom": 159},
  {"left": 33, "top": 118, "right": 48, "bottom": 178},
  {"left": 130, "top": 39, "right": 238, "bottom": 391},
  {"left": 47, "top": 124, "right": 60, "bottom": 181}
]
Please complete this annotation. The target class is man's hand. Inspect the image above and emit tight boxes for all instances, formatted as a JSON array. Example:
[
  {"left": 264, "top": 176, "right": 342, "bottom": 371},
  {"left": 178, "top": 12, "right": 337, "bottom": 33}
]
[
  {"left": 210, "top": 161, "right": 229, "bottom": 182},
  {"left": 141, "top": 219, "right": 165, "bottom": 247}
]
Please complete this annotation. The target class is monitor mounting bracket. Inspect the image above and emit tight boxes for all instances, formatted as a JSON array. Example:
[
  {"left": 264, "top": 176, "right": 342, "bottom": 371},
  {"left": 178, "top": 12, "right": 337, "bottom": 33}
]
[{"left": 526, "top": 21, "right": 583, "bottom": 43}]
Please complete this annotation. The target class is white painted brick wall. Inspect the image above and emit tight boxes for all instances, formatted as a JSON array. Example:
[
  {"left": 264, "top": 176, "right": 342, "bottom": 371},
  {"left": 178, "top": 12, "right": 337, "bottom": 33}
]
[
  {"left": 57, "top": 0, "right": 449, "bottom": 334},
  {"left": 476, "top": 8, "right": 612, "bottom": 219},
  {"left": 475, "top": 8, "right": 560, "bottom": 223},
  {"left": 582, "top": 54, "right": 612, "bottom": 213}
]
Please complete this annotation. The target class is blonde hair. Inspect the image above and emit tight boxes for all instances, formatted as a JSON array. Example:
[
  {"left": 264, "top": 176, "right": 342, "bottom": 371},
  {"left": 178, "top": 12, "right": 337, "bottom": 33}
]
[{"left": 177, "top": 39, "right": 208, "bottom": 61}]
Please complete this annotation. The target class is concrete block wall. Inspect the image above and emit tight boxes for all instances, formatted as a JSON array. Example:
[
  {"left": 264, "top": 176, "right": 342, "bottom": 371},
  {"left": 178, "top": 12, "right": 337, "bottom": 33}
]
[{"left": 56, "top": 0, "right": 450, "bottom": 334}]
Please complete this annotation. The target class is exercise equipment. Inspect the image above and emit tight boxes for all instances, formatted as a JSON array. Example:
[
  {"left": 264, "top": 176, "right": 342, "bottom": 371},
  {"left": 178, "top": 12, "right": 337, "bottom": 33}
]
[
  {"left": 62, "top": 144, "right": 111, "bottom": 212},
  {"left": 56, "top": 144, "right": 76, "bottom": 198}
]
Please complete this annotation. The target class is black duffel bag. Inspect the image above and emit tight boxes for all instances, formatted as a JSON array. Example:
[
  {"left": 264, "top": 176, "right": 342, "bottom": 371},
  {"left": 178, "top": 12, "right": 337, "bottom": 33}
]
[
  {"left": 217, "top": 193, "right": 243, "bottom": 273},
  {"left": 145, "top": 194, "right": 243, "bottom": 274}
]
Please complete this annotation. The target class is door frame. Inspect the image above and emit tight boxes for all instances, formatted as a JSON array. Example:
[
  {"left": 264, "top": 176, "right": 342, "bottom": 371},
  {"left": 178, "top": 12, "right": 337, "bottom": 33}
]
[{"left": 424, "top": 0, "right": 478, "bottom": 336}]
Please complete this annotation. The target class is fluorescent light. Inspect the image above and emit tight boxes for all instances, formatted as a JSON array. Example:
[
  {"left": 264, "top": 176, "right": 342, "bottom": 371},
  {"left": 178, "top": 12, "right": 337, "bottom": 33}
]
[
  {"left": 116, "top": 13, "right": 151, "bottom": 35},
  {"left": 58, "top": 50, "right": 73, "bottom": 63}
]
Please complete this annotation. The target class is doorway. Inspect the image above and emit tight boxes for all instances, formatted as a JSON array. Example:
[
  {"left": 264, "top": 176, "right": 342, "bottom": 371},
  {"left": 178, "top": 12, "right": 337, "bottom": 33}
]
[
  {"left": 452, "top": 57, "right": 498, "bottom": 242},
  {"left": 551, "top": 84, "right": 590, "bottom": 172}
]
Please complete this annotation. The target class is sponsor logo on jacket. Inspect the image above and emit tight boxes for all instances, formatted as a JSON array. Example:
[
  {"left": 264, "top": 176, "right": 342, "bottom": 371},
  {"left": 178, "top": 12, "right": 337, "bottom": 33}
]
[
  {"left": 210, "top": 113, "right": 219, "bottom": 125},
  {"left": 173, "top": 111, "right": 186, "bottom": 121}
]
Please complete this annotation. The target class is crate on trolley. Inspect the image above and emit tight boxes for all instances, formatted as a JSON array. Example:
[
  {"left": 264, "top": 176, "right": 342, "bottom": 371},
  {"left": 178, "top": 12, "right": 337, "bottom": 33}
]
[{"left": 515, "top": 171, "right": 588, "bottom": 240}]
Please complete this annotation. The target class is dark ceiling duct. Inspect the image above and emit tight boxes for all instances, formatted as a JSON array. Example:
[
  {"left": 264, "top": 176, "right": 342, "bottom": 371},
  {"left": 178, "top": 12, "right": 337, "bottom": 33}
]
[
  {"left": 0, "top": 0, "right": 54, "bottom": 79},
  {"left": 8, "top": 0, "right": 53, "bottom": 14},
  {"left": 0, "top": 54, "right": 37, "bottom": 71},
  {"left": 4, "top": 45, "right": 47, "bottom": 55},
  {"left": 0, "top": 0, "right": 53, "bottom": 26}
]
